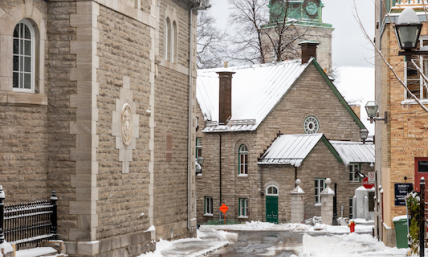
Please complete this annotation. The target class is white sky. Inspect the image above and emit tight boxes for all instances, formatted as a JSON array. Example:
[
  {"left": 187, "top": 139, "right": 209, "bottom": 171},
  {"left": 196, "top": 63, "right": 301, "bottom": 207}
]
[{"left": 210, "top": 0, "right": 375, "bottom": 68}]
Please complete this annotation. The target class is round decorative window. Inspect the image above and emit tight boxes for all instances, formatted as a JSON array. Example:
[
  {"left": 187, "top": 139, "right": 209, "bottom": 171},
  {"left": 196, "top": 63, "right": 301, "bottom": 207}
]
[{"left": 303, "top": 116, "right": 319, "bottom": 134}]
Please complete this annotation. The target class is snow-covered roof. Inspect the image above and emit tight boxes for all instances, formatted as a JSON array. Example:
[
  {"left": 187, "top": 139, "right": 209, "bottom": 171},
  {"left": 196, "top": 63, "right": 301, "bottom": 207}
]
[
  {"left": 258, "top": 134, "right": 324, "bottom": 167},
  {"left": 197, "top": 59, "right": 310, "bottom": 132},
  {"left": 330, "top": 141, "right": 375, "bottom": 165}
]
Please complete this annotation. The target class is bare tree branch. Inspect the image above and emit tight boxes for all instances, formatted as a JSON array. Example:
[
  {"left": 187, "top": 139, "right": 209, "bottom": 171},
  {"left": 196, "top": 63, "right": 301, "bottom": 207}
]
[{"left": 353, "top": 0, "right": 428, "bottom": 112}]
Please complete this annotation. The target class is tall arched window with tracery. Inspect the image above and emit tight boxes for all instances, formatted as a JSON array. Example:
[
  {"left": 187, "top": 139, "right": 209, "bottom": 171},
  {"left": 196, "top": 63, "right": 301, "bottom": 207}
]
[
  {"left": 13, "top": 19, "right": 35, "bottom": 92},
  {"left": 238, "top": 144, "right": 248, "bottom": 175}
]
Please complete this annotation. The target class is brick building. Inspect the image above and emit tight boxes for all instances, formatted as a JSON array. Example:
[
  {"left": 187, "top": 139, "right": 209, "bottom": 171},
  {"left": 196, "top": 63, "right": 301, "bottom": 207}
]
[
  {"left": 195, "top": 44, "right": 374, "bottom": 224},
  {"left": 0, "top": 0, "right": 207, "bottom": 256},
  {"left": 374, "top": 0, "right": 428, "bottom": 246}
]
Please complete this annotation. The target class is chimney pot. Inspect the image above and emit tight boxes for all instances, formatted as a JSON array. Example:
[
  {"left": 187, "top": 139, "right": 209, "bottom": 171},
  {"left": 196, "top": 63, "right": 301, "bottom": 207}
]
[{"left": 298, "top": 41, "right": 319, "bottom": 65}]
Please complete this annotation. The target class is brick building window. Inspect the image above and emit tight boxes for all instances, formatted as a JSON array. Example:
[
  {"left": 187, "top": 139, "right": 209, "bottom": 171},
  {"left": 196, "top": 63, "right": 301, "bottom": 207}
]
[
  {"left": 196, "top": 137, "right": 202, "bottom": 158},
  {"left": 349, "top": 163, "right": 361, "bottom": 182},
  {"left": 349, "top": 197, "right": 353, "bottom": 219},
  {"left": 13, "top": 20, "right": 35, "bottom": 92},
  {"left": 314, "top": 178, "right": 326, "bottom": 204},
  {"left": 204, "top": 197, "right": 213, "bottom": 215},
  {"left": 238, "top": 144, "right": 248, "bottom": 175},
  {"left": 239, "top": 198, "right": 248, "bottom": 217},
  {"left": 405, "top": 38, "right": 428, "bottom": 100}
]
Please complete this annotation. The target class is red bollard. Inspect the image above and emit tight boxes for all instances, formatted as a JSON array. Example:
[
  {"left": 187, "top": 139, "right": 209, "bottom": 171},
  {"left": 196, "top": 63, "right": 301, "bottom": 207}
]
[{"left": 348, "top": 221, "right": 356, "bottom": 233}]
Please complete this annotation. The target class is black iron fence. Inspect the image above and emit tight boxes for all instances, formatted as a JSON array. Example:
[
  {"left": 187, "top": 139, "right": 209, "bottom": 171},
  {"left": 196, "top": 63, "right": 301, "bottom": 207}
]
[{"left": 0, "top": 186, "right": 58, "bottom": 249}]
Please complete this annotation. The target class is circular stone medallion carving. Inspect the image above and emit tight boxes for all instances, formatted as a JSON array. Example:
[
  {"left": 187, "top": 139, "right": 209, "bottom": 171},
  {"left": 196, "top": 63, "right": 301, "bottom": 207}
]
[
  {"left": 303, "top": 116, "right": 319, "bottom": 134},
  {"left": 121, "top": 103, "right": 133, "bottom": 146}
]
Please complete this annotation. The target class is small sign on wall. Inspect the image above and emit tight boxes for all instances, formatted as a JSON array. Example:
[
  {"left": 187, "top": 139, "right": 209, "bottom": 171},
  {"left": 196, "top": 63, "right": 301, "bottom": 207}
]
[{"left": 394, "top": 183, "right": 413, "bottom": 206}]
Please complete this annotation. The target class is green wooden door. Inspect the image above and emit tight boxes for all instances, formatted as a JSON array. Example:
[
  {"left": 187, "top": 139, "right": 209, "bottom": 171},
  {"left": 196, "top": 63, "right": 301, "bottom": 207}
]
[{"left": 266, "top": 196, "right": 278, "bottom": 223}]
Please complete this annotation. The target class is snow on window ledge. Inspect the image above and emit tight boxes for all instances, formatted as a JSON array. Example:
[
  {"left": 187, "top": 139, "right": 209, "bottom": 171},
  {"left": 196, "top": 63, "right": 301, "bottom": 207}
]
[
  {"left": 197, "top": 173, "right": 202, "bottom": 177},
  {"left": 314, "top": 203, "right": 322, "bottom": 207},
  {"left": 237, "top": 216, "right": 248, "bottom": 219},
  {"left": 238, "top": 174, "right": 248, "bottom": 177},
  {"left": 203, "top": 213, "right": 214, "bottom": 217},
  {"left": 401, "top": 99, "right": 428, "bottom": 105}
]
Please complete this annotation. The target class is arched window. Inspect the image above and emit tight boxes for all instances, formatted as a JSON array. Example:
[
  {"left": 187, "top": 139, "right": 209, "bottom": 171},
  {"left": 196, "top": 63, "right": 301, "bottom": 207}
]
[
  {"left": 165, "top": 18, "right": 172, "bottom": 61},
  {"left": 172, "top": 21, "right": 177, "bottom": 63},
  {"left": 266, "top": 186, "right": 278, "bottom": 196},
  {"left": 238, "top": 144, "right": 248, "bottom": 175},
  {"left": 13, "top": 20, "right": 35, "bottom": 92}
]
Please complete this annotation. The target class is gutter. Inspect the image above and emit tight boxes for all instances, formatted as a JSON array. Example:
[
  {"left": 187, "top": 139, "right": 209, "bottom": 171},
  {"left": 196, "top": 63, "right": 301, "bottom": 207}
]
[{"left": 187, "top": 0, "right": 211, "bottom": 234}]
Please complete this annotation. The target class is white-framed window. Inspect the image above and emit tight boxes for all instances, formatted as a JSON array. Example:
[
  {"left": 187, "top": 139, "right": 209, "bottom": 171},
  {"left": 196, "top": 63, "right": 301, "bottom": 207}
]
[
  {"left": 266, "top": 186, "right": 278, "bottom": 196},
  {"left": 13, "top": 19, "right": 35, "bottom": 92},
  {"left": 349, "top": 163, "right": 361, "bottom": 182},
  {"left": 349, "top": 197, "right": 353, "bottom": 219},
  {"left": 314, "top": 178, "right": 326, "bottom": 203},
  {"left": 204, "top": 197, "right": 213, "bottom": 215},
  {"left": 238, "top": 144, "right": 248, "bottom": 175},
  {"left": 196, "top": 137, "right": 202, "bottom": 158},
  {"left": 404, "top": 37, "right": 428, "bottom": 100},
  {"left": 239, "top": 198, "right": 248, "bottom": 217}
]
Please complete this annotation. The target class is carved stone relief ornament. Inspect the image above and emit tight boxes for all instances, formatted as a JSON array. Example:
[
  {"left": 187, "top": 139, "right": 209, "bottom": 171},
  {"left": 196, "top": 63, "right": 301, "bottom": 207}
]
[
  {"left": 121, "top": 103, "right": 133, "bottom": 146},
  {"left": 112, "top": 76, "right": 139, "bottom": 173}
]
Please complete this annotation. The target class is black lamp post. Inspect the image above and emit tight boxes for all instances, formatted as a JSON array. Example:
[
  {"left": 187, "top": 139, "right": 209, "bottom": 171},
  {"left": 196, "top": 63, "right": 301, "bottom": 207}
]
[{"left": 396, "top": 8, "right": 426, "bottom": 57}]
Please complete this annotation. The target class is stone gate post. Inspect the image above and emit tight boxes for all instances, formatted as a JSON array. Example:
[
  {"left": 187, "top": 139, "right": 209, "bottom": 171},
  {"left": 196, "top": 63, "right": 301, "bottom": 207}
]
[
  {"left": 320, "top": 178, "right": 335, "bottom": 225},
  {"left": 290, "top": 179, "right": 305, "bottom": 223}
]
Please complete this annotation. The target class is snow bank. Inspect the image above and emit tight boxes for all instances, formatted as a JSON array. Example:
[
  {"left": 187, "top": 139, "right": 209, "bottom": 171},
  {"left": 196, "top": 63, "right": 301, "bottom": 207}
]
[{"left": 292, "top": 233, "right": 407, "bottom": 257}]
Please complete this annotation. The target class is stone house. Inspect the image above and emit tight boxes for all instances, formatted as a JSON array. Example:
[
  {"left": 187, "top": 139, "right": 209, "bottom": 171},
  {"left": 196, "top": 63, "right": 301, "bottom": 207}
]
[
  {"left": 195, "top": 43, "right": 374, "bottom": 224},
  {"left": 0, "top": 0, "right": 207, "bottom": 256},
  {"left": 374, "top": 0, "right": 428, "bottom": 246}
]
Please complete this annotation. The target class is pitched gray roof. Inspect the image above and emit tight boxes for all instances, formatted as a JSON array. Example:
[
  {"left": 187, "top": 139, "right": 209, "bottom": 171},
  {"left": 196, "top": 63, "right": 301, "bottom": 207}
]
[{"left": 330, "top": 141, "right": 375, "bottom": 165}]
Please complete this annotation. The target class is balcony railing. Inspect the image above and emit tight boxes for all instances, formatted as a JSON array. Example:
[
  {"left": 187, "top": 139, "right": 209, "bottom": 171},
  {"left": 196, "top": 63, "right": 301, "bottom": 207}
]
[{"left": 392, "top": 0, "right": 428, "bottom": 6}]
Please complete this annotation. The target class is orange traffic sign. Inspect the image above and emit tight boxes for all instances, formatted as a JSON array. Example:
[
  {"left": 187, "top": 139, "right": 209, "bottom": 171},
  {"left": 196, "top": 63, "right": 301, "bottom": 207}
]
[{"left": 219, "top": 203, "right": 229, "bottom": 214}]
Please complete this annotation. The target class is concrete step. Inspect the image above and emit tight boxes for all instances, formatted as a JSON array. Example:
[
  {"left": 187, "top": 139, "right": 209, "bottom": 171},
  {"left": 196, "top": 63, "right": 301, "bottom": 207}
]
[{"left": 15, "top": 247, "right": 59, "bottom": 257}]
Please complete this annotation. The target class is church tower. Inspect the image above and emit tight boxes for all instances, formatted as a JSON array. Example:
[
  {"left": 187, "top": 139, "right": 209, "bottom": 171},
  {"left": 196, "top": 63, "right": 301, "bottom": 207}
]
[{"left": 262, "top": 0, "right": 334, "bottom": 73}]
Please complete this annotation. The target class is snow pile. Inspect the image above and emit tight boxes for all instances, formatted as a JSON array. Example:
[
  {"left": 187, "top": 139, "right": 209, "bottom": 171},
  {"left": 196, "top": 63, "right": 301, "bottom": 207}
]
[
  {"left": 292, "top": 233, "right": 407, "bottom": 257},
  {"left": 0, "top": 241, "right": 13, "bottom": 257},
  {"left": 204, "top": 221, "right": 311, "bottom": 231}
]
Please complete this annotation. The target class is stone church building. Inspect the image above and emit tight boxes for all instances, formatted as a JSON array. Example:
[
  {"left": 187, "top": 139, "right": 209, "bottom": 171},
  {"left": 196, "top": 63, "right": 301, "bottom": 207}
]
[
  {"left": 0, "top": 0, "right": 206, "bottom": 256},
  {"left": 262, "top": 0, "right": 334, "bottom": 74},
  {"left": 195, "top": 44, "right": 375, "bottom": 224}
]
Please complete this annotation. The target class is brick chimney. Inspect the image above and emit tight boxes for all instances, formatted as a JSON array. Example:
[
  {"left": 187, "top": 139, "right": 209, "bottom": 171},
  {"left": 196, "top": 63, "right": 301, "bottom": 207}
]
[
  {"left": 216, "top": 71, "right": 236, "bottom": 124},
  {"left": 298, "top": 41, "right": 320, "bottom": 64},
  {"left": 350, "top": 104, "right": 361, "bottom": 119}
]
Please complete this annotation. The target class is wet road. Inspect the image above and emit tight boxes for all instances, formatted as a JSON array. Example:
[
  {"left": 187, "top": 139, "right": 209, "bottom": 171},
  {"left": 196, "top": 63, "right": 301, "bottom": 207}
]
[{"left": 208, "top": 231, "right": 304, "bottom": 257}]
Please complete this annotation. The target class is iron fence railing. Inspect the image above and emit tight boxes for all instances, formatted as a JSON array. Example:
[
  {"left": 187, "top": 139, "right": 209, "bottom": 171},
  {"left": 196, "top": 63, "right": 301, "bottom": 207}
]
[{"left": 0, "top": 186, "right": 58, "bottom": 249}]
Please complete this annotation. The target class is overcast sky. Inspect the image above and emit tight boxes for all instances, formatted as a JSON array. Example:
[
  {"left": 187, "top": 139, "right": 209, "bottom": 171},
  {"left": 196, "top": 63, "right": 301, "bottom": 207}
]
[{"left": 210, "top": 0, "right": 375, "bottom": 68}]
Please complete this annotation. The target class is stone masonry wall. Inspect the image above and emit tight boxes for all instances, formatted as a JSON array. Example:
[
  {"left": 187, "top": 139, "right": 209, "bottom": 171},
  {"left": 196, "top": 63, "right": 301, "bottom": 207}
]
[
  {"left": 96, "top": 5, "right": 152, "bottom": 240},
  {"left": 46, "top": 0, "right": 78, "bottom": 241},
  {"left": 0, "top": 0, "right": 50, "bottom": 203}
]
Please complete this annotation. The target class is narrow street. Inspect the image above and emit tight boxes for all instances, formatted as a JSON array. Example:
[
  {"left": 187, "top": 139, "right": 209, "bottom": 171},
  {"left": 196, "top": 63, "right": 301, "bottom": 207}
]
[{"left": 209, "top": 231, "right": 303, "bottom": 257}]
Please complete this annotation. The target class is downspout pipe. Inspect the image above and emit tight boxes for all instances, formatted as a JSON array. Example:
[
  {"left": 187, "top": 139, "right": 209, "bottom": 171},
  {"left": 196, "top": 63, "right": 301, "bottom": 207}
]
[{"left": 188, "top": 0, "right": 211, "bottom": 234}]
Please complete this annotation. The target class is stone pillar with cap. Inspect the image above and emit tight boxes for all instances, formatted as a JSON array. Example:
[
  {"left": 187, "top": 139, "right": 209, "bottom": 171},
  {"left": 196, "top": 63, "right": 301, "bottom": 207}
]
[
  {"left": 320, "top": 178, "right": 335, "bottom": 225},
  {"left": 290, "top": 179, "right": 305, "bottom": 223}
]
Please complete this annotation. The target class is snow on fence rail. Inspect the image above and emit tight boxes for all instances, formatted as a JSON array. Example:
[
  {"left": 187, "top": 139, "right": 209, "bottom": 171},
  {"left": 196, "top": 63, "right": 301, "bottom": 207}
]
[{"left": 0, "top": 187, "right": 58, "bottom": 249}]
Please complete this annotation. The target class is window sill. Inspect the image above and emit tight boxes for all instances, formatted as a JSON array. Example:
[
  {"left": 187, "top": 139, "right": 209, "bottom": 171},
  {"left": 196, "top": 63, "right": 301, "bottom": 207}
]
[
  {"left": 314, "top": 203, "right": 322, "bottom": 207},
  {"left": 401, "top": 99, "right": 428, "bottom": 105},
  {"left": 203, "top": 213, "right": 213, "bottom": 217},
  {"left": 0, "top": 92, "right": 47, "bottom": 106},
  {"left": 237, "top": 174, "right": 248, "bottom": 177},
  {"left": 238, "top": 216, "right": 248, "bottom": 219}
]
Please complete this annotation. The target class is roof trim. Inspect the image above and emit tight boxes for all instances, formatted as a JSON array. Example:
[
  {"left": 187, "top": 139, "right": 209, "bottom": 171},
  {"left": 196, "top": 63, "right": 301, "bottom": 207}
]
[
  {"left": 311, "top": 59, "right": 366, "bottom": 129},
  {"left": 321, "top": 136, "right": 343, "bottom": 163}
]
